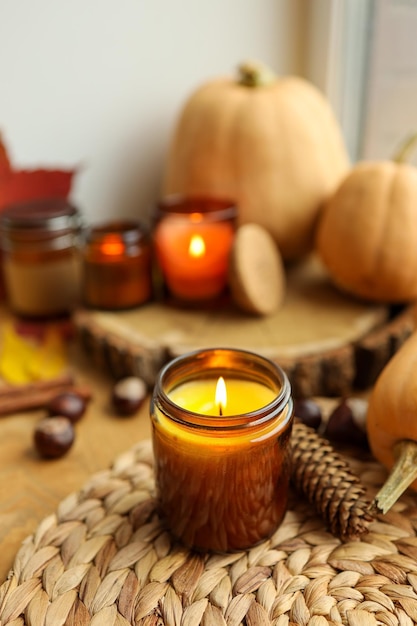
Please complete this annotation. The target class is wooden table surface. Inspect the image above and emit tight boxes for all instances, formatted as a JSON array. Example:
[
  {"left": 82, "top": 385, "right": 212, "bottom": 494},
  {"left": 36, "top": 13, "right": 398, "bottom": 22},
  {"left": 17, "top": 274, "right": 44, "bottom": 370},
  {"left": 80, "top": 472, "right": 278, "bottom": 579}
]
[
  {"left": 0, "top": 297, "right": 365, "bottom": 585},
  {"left": 0, "top": 330, "right": 152, "bottom": 583}
]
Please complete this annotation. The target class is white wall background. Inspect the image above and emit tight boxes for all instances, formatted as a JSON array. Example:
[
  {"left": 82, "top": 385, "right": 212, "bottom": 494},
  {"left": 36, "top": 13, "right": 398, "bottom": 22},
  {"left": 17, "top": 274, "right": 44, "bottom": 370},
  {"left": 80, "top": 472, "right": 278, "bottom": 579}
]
[{"left": 0, "top": 0, "right": 302, "bottom": 225}]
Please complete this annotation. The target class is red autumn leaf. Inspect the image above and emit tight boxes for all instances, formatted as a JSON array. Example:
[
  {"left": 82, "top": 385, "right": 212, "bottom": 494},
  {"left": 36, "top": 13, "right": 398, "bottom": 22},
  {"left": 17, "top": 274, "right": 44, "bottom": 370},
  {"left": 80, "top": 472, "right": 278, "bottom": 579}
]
[
  {"left": 0, "top": 135, "right": 76, "bottom": 210},
  {"left": 0, "top": 135, "right": 12, "bottom": 180},
  {"left": 0, "top": 170, "right": 75, "bottom": 210}
]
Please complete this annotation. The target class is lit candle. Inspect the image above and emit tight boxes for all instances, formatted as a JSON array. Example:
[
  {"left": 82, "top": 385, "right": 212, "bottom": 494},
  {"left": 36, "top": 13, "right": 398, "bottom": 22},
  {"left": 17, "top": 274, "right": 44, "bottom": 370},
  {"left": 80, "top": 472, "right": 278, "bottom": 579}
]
[
  {"left": 215, "top": 376, "right": 226, "bottom": 415},
  {"left": 153, "top": 197, "right": 236, "bottom": 302},
  {"left": 151, "top": 348, "right": 294, "bottom": 552},
  {"left": 189, "top": 233, "right": 205, "bottom": 258},
  {"left": 82, "top": 220, "right": 152, "bottom": 310},
  {"left": 169, "top": 376, "right": 276, "bottom": 416}
]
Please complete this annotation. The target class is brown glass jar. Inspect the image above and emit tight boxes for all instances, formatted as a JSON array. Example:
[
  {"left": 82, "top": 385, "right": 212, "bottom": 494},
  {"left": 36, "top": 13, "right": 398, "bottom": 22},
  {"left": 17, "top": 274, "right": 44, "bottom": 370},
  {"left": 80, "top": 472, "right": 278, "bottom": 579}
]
[
  {"left": 82, "top": 220, "right": 152, "bottom": 310},
  {"left": 0, "top": 198, "right": 82, "bottom": 318},
  {"left": 151, "top": 348, "right": 294, "bottom": 552}
]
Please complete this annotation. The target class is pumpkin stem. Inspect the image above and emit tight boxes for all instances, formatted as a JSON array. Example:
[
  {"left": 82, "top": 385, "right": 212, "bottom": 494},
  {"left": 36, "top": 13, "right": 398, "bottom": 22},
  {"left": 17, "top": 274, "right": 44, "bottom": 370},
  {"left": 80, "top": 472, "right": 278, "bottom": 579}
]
[
  {"left": 371, "top": 439, "right": 417, "bottom": 514},
  {"left": 392, "top": 132, "right": 417, "bottom": 164},
  {"left": 238, "top": 61, "right": 276, "bottom": 88}
]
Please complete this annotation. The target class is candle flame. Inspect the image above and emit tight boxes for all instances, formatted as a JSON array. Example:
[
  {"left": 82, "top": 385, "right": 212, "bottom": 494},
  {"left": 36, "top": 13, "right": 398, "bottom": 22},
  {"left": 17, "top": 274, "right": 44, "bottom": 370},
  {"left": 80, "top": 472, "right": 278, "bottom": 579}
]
[
  {"left": 188, "top": 234, "right": 206, "bottom": 258},
  {"left": 215, "top": 376, "right": 227, "bottom": 415},
  {"left": 101, "top": 235, "right": 125, "bottom": 256}
]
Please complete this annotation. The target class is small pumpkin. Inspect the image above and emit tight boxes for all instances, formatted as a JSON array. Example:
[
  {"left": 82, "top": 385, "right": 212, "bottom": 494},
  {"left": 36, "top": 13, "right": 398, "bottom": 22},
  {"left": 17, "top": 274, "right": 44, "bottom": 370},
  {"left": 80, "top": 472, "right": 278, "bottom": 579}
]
[
  {"left": 367, "top": 328, "right": 417, "bottom": 512},
  {"left": 163, "top": 62, "right": 349, "bottom": 261},
  {"left": 316, "top": 134, "right": 417, "bottom": 302}
]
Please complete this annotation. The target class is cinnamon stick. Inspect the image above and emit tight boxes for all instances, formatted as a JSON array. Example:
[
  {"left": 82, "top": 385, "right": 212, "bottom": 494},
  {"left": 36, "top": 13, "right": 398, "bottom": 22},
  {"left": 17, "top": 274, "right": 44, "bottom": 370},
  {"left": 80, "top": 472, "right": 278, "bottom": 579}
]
[
  {"left": 0, "top": 373, "right": 74, "bottom": 399},
  {"left": 0, "top": 375, "right": 92, "bottom": 416}
]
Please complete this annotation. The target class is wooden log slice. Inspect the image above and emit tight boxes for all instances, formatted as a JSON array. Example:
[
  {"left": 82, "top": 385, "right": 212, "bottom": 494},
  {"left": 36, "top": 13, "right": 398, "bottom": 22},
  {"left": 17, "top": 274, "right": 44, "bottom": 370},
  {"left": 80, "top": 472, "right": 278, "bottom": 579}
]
[{"left": 74, "top": 256, "right": 415, "bottom": 397}]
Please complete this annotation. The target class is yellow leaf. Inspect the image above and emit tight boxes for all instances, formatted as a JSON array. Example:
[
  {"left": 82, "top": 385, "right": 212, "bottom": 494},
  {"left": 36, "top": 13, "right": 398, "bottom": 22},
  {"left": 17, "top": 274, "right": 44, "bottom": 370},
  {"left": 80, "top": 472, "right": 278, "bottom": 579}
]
[
  {"left": 27, "top": 328, "right": 68, "bottom": 380},
  {"left": 0, "top": 323, "right": 37, "bottom": 383}
]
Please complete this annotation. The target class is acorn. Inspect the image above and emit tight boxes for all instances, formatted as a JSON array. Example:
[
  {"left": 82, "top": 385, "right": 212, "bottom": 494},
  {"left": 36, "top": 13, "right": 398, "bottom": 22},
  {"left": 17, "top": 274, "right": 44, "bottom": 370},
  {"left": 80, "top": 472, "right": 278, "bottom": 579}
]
[
  {"left": 323, "top": 398, "right": 369, "bottom": 448},
  {"left": 111, "top": 376, "right": 147, "bottom": 416},
  {"left": 47, "top": 391, "right": 88, "bottom": 423},
  {"left": 293, "top": 398, "right": 322, "bottom": 430},
  {"left": 34, "top": 416, "right": 75, "bottom": 459}
]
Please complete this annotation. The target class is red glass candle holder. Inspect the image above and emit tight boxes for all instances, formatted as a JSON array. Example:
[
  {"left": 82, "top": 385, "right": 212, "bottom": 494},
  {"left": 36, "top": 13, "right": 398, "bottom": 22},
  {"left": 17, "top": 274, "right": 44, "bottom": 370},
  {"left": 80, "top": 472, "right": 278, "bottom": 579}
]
[
  {"left": 153, "top": 196, "right": 237, "bottom": 303},
  {"left": 82, "top": 220, "right": 152, "bottom": 310}
]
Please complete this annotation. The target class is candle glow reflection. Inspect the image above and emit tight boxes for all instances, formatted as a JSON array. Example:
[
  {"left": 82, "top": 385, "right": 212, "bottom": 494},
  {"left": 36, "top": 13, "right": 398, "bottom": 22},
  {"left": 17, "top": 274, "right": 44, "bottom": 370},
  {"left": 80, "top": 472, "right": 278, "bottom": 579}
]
[{"left": 100, "top": 234, "right": 125, "bottom": 256}]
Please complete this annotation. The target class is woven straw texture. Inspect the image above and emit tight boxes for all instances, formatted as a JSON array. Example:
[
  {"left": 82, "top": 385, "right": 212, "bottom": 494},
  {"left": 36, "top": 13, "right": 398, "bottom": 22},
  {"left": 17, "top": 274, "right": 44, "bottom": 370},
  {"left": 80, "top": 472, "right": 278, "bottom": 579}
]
[{"left": 1, "top": 440, "right": 417, "bottom": 626}]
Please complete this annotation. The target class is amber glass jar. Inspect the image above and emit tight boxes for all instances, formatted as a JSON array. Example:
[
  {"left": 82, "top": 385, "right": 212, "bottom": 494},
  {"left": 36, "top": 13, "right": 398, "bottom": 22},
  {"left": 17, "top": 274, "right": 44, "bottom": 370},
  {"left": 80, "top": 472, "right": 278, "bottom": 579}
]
[
  {"left": 150, "top": 348, "right": 294, "bottom": 553},
  {"left": 0, "top": 198, "right": 82, "bottom": 318},
  {"left": 82, "top": 220, "right": 152, "bottom": 310}
]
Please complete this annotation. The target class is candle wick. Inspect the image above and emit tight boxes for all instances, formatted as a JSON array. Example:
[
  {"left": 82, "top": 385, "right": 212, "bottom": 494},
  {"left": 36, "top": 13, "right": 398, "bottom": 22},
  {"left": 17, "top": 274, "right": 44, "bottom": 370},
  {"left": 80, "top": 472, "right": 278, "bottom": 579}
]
[{"left": 219, "top": 405, "right": 223, "bottom": 416}]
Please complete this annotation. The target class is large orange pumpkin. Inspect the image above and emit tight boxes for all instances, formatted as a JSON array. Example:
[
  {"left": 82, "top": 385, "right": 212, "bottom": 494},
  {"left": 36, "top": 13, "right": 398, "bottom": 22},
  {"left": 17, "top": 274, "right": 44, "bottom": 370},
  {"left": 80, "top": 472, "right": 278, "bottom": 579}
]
[
  {"left": 367, "top": 329, "right": 417, "bottom": 486},
  {"left": 163, "top": 62, "right": 350, "bottom": 261},
  {"left": 316, "top": 152, "right": 417, "bottom": 302},
  {"left": 366, "top": 328, "right": 417, "bottom": 512}
]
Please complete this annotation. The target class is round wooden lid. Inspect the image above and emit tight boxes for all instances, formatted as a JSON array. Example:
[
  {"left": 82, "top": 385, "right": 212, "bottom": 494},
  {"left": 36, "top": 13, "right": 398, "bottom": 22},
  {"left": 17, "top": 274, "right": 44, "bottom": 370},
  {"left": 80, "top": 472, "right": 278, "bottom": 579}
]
[{"left": 228, "top": 223, "right": 286, "bottom": 315}]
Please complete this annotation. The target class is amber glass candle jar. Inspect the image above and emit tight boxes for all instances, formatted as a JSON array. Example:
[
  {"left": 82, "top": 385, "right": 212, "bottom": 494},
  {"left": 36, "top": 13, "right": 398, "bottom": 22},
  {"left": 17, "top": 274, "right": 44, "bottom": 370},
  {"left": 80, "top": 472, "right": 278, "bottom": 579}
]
[
  {"left": 82, "top": 220, "right": 152, "bottom": 310},
  {"left": 153, "top": 196, "right": 236, "bottom": 303},
  {"left": 0, "top": 198, "right": 82, "bottom": 318},
  {"left": 150, "top": 348, "right": 294, "bottom": 553}
]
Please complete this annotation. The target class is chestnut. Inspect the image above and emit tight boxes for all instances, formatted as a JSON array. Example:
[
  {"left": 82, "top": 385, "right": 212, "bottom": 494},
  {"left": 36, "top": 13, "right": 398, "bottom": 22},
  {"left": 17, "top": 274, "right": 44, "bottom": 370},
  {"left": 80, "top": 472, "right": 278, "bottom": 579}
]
[
  {"left": 111, "top": 376, "right": 147, "bottom": 416},
  {"left": 293, "top": 398, "right": 322, "bottom": 430},
  {"left": 323, "top": 398, "right": 369, "bottom": 448},
  {"left": 34, "top": 416, "right": 75, "bottom": 459},
  {"left": 47, "top": 391, "right": 88, "bottom": 423}
]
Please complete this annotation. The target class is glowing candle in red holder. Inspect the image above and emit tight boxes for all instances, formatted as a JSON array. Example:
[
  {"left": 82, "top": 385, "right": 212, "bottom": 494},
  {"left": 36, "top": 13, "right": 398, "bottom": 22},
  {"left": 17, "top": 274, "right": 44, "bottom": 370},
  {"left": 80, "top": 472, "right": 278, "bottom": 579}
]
[{"left": 153, "top": 197, "right": 236, "bottom": 303}]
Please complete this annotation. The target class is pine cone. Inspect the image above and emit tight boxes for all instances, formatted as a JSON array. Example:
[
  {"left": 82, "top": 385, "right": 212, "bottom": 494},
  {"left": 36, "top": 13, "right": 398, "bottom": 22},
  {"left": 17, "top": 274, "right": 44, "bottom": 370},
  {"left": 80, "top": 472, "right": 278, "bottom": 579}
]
[{"left": 291, "top": 421, "right": 374, "bottom": 542}]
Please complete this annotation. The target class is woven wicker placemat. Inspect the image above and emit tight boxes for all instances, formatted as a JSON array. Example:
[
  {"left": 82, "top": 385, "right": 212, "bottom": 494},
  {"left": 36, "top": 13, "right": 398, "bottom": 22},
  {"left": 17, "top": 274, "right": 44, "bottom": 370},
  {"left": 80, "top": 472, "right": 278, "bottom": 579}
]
[{"left": 1, "top": 440, "right": 417, "bottom": 626}]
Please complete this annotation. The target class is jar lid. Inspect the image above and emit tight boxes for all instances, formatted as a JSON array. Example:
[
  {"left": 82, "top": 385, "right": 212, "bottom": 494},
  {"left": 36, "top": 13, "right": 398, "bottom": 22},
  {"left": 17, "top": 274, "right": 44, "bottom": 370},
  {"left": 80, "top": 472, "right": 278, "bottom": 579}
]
[
  {"left": 0, "top": 198, "right": 80, "bottom": 232},
  {"left": 228, "top": 223, "right": 286, "bottom": 316},
  {"left": 86, "top": 220, "right": 149, "bottom": 244},
  {"left": 156, "top": 195, "right": 237, "bottom": 220}
]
